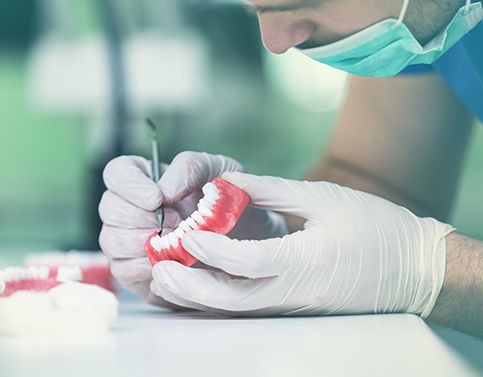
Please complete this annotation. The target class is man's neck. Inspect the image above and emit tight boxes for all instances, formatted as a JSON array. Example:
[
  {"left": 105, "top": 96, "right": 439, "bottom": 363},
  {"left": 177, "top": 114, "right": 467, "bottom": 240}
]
[{"left": 404, "top": 0, "right": 463, "bottom": 44}]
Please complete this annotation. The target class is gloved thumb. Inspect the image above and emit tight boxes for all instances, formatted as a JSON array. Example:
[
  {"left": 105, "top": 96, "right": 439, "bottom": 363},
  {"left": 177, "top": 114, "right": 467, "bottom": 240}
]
[
  {"left": 181, "top": 230, "right": 283, "bottom": 278},
  {"left": 221, "top": 172, "right": 321, "bottom": 220}
]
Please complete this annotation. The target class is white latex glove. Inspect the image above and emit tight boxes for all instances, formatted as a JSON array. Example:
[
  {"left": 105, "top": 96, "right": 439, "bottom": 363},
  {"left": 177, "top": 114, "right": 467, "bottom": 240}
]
[
  {"left": 151, "top": 172, "right": 455, "bottom": 317},
  {"left": 98, "top": 153, "right": 287, "bottom": 307}
]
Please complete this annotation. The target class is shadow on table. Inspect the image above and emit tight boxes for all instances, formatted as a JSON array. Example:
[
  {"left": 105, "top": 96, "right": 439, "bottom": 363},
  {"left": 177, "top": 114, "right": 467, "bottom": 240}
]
[{"left": 430, "top": 323, "right": 483, "bottom": 374}]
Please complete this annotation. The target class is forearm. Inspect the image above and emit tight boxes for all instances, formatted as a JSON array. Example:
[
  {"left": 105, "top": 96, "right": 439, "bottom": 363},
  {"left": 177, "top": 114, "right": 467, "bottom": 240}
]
[
  {"left": 286, "top": 152, "right": 468, "bottom": 233},
  {"left": 306, "top": 156, "right": 435, "bottom": 216},
  {"left": 305, "top": 74, "right": 474, "bottom": 222},
  {"left": 428, "top": 232, "right": 483, "bottom": 338}
]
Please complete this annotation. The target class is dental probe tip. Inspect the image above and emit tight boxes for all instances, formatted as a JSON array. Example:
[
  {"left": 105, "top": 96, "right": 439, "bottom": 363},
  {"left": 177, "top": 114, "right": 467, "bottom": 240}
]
[
  {"left": 156, "top": 209, "right": 164, "bottom": 234},
  {"left": 146, "top": 118, "right": 157, "bottom": 134}
]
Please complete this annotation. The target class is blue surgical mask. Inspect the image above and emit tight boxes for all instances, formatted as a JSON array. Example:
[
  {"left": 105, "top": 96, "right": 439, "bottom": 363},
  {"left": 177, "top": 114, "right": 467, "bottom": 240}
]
[{"left": 298, "top": 0, "right": 483, "bottom": 77}]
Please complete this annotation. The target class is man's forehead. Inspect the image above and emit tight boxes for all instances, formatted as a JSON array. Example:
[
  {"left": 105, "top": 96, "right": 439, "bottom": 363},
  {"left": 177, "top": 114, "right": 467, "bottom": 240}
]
[{"left": 246, "top": 0, "right": 324, "bottom": 13}]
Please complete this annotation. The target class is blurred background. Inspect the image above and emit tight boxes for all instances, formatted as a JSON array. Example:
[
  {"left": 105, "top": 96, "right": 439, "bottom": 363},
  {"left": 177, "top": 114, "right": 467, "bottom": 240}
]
[{"left": 0, "top": 0, "right": 482, "bottom": 262}]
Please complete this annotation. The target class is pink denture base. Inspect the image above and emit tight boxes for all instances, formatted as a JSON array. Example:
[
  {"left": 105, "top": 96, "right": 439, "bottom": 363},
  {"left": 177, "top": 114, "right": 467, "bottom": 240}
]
[
  {"left": 2, "top": 279, "right": 62, "bottom": 297},
  {"left": 44, "top": 265, "right": 115, "bottom": 293},
  {"left": 145, "top": 177, "right": 250, "bottom": 267}
]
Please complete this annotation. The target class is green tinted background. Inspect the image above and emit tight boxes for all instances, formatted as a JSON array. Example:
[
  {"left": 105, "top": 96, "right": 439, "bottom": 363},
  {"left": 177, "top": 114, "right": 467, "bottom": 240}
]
[{"left": 0, "top": 1, "right": 482, "bottom": 263}]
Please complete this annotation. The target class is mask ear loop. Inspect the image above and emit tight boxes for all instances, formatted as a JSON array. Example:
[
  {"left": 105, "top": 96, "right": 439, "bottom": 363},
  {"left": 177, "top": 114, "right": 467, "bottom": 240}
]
[
  {"left": 396, "top": 0, "right": 410, "bottom": 26},
  {"left": 465, "top": 0, "right": 471, "bottom": 11}
]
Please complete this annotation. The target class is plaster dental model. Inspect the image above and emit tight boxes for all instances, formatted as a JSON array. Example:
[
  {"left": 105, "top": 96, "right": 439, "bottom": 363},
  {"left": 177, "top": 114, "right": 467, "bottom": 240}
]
[
  {"left": 0, "top": 266, "right": 118, "bottom": 338},
  {"left": 25, "top": 251, "right": 115, "bottom": 292},
  {"left": 145, "top": 177, "right": 250, "bottom": 266}
]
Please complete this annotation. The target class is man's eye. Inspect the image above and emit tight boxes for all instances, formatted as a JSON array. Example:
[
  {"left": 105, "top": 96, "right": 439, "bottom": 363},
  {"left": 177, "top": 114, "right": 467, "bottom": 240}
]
[{"left": 243, "top": 1, "right": 324, "bottom": 15}]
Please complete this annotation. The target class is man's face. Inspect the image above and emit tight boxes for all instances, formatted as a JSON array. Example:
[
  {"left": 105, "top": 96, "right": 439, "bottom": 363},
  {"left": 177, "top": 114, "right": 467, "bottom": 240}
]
[{"left": 245, "top": 0, "right": 459, "bottom": 54}]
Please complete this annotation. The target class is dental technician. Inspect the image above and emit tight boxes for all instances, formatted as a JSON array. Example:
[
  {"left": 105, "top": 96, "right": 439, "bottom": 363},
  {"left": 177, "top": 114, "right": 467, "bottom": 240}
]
[{"left": 99, "top": 0, "right": 483, "bottom": 337}]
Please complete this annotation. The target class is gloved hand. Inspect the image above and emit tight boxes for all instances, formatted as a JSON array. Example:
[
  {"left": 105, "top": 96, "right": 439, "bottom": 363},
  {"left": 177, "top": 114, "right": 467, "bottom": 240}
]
[
  {"left": 151, "top": 172, "right": 455, "bottom": 317},
  {"left": 98, "top": 153, "right": 287, "bottom": 307}
]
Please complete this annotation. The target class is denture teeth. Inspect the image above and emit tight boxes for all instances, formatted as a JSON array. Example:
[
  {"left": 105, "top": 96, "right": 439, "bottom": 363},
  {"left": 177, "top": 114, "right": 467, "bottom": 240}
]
[
  {"left": 186, "top": 217, "right": 199, "bottom": 230},
  {"left": 25, "top": 251, "right": 109, "bottom": 267},
  {"left": 204, "top": 192, "right": 219, "bottom": 204},
  {"left": 202, "top": 182, "right": 218, "bottom": 195},
  {"left": 0, "top": 266, "right": 50, "bottom": 284},
  {"left": 197, "top": 205, "right": 213, "bottom": 218},
  {"left": 179, "top": 220, "right": 192, "bottom": 232},
  {"left": 191, "top": 211, "right": 205, "bottom": 224},
  {"left": 56, "top": 266, "right": 83, "bottom": 282},
  {"left": 156, "top": 237, "right": 165, "bottom": 250},
  {"left": 198, "top": 198, "right": 212, "bottom": 209},
  {"left": 148, "top": 182, "right": 223, "bottom": 253},
  {"left": 174, "top": 227, "right": 184, "bottom": 238},
  {"left": 150, "top": 235, "right": 164, "bottom": 250},
  {"left": 27, "top": 266, "right": 48, "bottom": 280},
  {"left": 168, "top": 233, "right": 179, "bottom": 247}
]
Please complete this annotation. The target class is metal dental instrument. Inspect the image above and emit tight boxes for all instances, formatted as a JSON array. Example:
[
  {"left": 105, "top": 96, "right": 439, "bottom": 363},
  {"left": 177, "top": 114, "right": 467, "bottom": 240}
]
[{"left": 146, "top": 118, "right": 164, "bottom": 233}]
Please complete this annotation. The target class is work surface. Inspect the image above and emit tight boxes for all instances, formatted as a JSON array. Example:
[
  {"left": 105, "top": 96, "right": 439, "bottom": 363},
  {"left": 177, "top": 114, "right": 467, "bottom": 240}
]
[{"left": 1, "top": 300, "right": 482, "bottom": 377}]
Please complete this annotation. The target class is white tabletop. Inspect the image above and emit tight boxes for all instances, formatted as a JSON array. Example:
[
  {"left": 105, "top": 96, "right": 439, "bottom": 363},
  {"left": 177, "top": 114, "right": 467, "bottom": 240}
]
[{"left": 1, "top": 300, "right": 482, "bottom": 377}]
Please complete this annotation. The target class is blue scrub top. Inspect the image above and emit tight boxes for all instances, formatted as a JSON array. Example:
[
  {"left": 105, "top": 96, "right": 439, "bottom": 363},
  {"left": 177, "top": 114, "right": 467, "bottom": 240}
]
[{"left": 401, "top": 5, "right": 483, "bottom": 122}]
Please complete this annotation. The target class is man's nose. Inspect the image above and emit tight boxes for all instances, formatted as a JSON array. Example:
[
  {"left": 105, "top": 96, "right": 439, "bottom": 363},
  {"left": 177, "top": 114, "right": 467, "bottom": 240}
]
[{"left": 258, "top": 15, "right": 315, "bottom": 54}]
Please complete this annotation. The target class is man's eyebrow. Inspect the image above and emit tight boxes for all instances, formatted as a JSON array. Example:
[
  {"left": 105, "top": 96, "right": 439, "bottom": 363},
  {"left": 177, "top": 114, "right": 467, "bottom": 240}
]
[{"left": 248, "top": 0, "right": 324, "bottom": 14}]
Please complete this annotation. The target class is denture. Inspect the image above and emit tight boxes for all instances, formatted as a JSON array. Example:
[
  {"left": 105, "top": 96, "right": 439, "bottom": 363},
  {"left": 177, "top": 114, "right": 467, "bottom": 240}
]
[
  {"left": 0, "top": 266, "right": 63, "bottom": 297},
  {"left": 25, "top": 251, "right": 115, "bottom": 293},
  {"left": 145, "top": 177, "right": 250, "bottom": 266}
]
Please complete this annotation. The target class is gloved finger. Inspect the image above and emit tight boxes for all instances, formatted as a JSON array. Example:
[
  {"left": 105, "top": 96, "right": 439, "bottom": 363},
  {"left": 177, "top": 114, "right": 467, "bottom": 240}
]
[
  {"left": 152, "top": 279, "right": 260, "bottom": 316},
  {"left": 103, "top": 155, "right": 165, "bottom": 211},
  {"left": 150, "top": 279, "right": 212, "bottom": 312},
  {"left": 182, "top": 231, "right": 282, "bottom": 278},
  {"left": 159, "top": 151, "right": 243, "bottom": 204},
  {"left": 221, "top": 172, "right": 332, "bottom": 220},
  {"left": 99, "top": 191, "right": 158, "bottom": 229},
  {"left": 152, "top": 261, "right": 280, "bottom": 312},
  {"left": 143, "top": 285, "right": 192, "bottom": 311},
  {"left": 121, "top": 278, "right": 188, "bottom": 311},
  {"left": 110, "top": 258, "right": 189, "bottom": 311},
  {"left": 99, "top": 225, "right": 156, "bottom": 259},
  {"left": 99, "top": 191, "right": 182, "bottom": 229},
  {"left": 111, "top": 257, "right": 152, "bottom": 285}
]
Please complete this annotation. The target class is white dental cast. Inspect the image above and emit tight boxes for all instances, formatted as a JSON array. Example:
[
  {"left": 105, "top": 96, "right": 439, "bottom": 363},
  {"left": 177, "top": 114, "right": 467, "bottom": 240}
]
[
  {"left": 0, "top": 282, "right": 118, "bottom": 338},
  {"left": 150, "top": 181, "right": 220, "bottom": 252}
]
